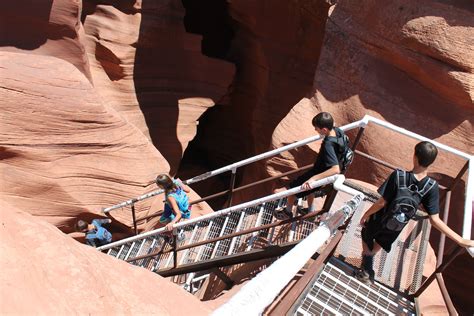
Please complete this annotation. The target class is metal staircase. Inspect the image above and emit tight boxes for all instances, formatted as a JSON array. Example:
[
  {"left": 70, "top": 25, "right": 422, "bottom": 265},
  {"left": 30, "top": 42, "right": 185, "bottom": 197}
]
[
  {"left": 293, "top": 259, "right": 415, "bottom": 316},
  {"left": 98, "top": 115, "right": 473, "bottom": 314},
  {"left": 99, "top": 195, "right": 321, "bottom": 291}
]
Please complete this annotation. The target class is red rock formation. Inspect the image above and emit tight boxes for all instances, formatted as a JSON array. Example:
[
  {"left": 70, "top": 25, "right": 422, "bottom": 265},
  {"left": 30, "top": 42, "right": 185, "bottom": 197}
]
[
  {"left": 82, "top": 0, "right": 234, "bottom": 174},
  {"left": 178, "top": 0, "right": 333, "bottom": 205},
  {"left": 0, "top": 202, "right": 210, "bottom": 315},
  {"left": 1, "top": 0, "right": 472, "bottom": 313},
  {"left": 0, "top": 51, "right": 169, "bottom": 231},
  {"left": 0, "top": 0, "right": 92, "bottom": 80},
  {"left": 0, "top": 50, "right": 212, "bottom": 234}
]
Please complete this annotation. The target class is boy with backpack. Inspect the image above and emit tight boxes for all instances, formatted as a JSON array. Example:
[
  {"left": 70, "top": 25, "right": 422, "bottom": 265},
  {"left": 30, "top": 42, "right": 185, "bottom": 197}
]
[
  {"left": 356, "top": 141, "right": 474, "bottom": 283},
  {"left": 274, "top": 112, "right": 353, "bottom": 219},
  {"left": 75, "top": 218, "right": 113, "bottom": 247}
]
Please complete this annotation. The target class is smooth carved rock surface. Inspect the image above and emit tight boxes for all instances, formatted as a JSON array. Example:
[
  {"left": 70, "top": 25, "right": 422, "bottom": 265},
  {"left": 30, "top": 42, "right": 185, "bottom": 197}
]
[
  {"left": 0, "top": 51, "right": 169, "bottom": 232},
  {"left": 311, "top": 0, "right": 474, "bottom": 262},
  {"left": 82, "top": 0, "right": 235, "bottom": 174},
  {"left": 0, "top": 0, "right": 92, "bottom": 80},
  {"left": 266, "top": 0, "right": 474, "bottom": 192},
  {"left": 0, "top": 203, "right": 210, "bottom": 315},
  {"left": 1, "top": 0, "right": 473, "bottom": 313},
  {"left": 178, "top": 0, "right": 332, "bottom": 184}
]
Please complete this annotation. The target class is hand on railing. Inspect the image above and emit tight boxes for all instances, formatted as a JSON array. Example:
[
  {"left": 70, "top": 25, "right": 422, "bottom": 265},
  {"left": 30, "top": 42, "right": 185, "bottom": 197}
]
[
  {"left": 458, "top": 238, "right": 474, "bottom": 248},
  {"left": 165, "top": 223, "right": 174, "bottom": 232}
]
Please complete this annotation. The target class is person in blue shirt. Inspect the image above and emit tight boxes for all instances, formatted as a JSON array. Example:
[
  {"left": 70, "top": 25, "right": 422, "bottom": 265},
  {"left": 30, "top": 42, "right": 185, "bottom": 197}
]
[
  {"left": 155, "top": 173, "right": 191, "bottom": 232},
  {"left": 75, "top": 218, "right": 113, "bottom": 247}
]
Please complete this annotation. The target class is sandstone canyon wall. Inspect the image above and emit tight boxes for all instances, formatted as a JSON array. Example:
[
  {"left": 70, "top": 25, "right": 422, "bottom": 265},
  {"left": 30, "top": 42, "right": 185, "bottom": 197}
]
[
  {"left": 0, "top": 51, "right": 169, "bottom": 232},
  {"left": 1, "top": 0, "right": 473, "bottom": 314},
  {"left": 0, "top": 203, "right": 210, "bottom": 315}
]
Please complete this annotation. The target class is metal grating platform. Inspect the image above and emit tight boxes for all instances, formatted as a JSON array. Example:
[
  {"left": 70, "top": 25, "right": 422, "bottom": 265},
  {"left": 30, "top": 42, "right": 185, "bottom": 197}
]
[
  {"left": 293, "top": 260, "right": 415, "bottom": 316},
  {"left": 100, "top": 197, "right": 321, "bottom": 293},
  {"left": 331, "top": 186, "right": 431, "bottom": 294}
]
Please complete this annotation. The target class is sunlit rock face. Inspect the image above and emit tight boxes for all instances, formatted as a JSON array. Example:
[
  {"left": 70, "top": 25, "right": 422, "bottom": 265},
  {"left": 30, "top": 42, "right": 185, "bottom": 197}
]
[
  {"left": 1, "top": 1, "right": 217, "bottom": 232},
  {"left": 265, "top": 0, "right": 473, "bottom": 221},
  {"left": 0, "top": 203, "right": 211, "bottom": 315},
  {"left": 1, "top": 0, "right": 472, "bottom": 313},
  {"left": 0, "top": 51, "right": 168, "bottom": 231}
]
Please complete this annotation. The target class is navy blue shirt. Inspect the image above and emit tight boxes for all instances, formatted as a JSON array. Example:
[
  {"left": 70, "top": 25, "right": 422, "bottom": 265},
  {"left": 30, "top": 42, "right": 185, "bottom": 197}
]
[
  {"left": 86, "top": 219, "right": 113, "bottom": 247},
  {"left": 378, "top": 170, "right": 439, "bottom": 215}
]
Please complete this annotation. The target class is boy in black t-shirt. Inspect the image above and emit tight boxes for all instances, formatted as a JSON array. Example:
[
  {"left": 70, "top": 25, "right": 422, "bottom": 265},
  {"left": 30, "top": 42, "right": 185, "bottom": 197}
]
[
  {"left": 356, "top": 141, "right": 474, "bottom": 283},
  {"left": 275, "top": 112, "right": 343, "bottom": 218}
]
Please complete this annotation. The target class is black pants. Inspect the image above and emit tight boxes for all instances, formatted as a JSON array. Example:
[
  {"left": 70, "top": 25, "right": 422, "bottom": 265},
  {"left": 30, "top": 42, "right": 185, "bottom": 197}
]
[{"left": 289, "top": 169, "right": 330, "bottom": 199}]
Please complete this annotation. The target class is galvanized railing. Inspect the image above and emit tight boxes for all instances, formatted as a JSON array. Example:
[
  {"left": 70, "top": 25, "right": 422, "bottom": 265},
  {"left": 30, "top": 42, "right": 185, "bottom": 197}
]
[{"left": 100, "top": 115, "right": 473, "bottom": 308}]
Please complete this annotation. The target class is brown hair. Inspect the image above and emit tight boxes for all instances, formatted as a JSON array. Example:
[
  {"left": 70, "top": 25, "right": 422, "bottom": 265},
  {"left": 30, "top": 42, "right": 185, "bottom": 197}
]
[
  {"left": 155, "top": 173, "right": 178, "bottom": 194},
  {"left": 75, "top": 220, "right": 88, "bottom": 232}
]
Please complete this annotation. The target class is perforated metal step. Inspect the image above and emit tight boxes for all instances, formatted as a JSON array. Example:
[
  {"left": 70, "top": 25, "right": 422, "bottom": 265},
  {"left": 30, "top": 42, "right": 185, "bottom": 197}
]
[
  {"left": 99, "top": 197, "right": 318, "bottom": 292},
  {"left": 294, "top": 260, "right": 415, "bottom": 316}
]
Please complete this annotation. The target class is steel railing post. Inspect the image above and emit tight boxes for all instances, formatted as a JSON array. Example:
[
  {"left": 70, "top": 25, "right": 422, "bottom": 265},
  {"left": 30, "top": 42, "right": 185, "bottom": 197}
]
[
  {"left": 351, "top": 126, "right": 365, "bottom": 152},
  {"left": 437, "top": 191, "right": 452, "bottom": 267},
  {"left": 227, "top": 168, "right": 237, "bottom": 207},
  {"left": 131, "top": 203, "right": 138, "bottom": 235},
  {"left": 173, "top": 229, "right": 178, "bottom": 269},
  {"left": 413, "top": 245, "right": 465, "bottom": 298}
]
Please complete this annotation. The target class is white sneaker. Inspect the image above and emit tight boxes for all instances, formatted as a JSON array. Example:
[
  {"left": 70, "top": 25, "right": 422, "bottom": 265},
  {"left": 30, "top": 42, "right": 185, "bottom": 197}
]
[{"left": 177, "top": 231, "right": 186, "bottom": 242}]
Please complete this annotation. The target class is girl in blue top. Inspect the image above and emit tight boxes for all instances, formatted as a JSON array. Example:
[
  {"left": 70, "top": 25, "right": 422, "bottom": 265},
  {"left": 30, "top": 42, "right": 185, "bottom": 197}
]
[{"left": 156, "top": 173, "right": 191, "bottom": 231}]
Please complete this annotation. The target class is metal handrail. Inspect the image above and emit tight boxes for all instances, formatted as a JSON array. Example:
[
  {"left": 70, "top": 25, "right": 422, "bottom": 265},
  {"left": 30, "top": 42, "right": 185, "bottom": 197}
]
[
  {"left": 102, "top": 119, "right": 363, "bottom": 213},
  {"left": 212, "top": 178, "right": 364, "bottom": 315},
  {"left": 132, "top": 164, "right": 314, "bottom": 225},
  {"left": 97, "top": 175, "right": 341, "bottom": 251},
  {"left": 127, "top": 209, "right": 321, "bottom": 264},
  {"left": 103, "top": 115, "right": 473, "bottom": 245},
  {"left": 362, "top": 115, "right": 473, "bottom": 243}
]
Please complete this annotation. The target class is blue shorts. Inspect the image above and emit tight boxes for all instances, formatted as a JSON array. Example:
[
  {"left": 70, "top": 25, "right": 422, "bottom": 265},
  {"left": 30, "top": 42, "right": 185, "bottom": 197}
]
[{"left": 159, "top": 204, "right": 191, "bottom": 224}]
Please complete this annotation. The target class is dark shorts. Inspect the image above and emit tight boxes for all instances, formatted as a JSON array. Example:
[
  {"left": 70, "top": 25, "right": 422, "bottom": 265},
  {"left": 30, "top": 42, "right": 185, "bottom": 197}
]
[
  {"left": 160, "top": 204, "right": 191, "bottom": 223},
  {"left": 361, "top": 219, "right": 401, "bottom": 253},
  {"left": 289, "top": 169, "right": 321, "bottom": 199}
]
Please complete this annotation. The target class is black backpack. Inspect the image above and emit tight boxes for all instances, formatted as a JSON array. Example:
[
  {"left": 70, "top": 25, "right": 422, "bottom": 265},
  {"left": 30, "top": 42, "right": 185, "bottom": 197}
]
[
  {"left": 382, "top": 169, "right": 436, "bottom": 232},
  {"left": 329, "top": 128, "right": 354, "bottom": 172}
]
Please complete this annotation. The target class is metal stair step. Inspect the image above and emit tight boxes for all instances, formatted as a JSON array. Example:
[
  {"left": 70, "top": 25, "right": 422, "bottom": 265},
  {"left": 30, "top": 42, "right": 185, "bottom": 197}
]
[{"left": 294, "top": 261, "right": 415, "bottom": 316}]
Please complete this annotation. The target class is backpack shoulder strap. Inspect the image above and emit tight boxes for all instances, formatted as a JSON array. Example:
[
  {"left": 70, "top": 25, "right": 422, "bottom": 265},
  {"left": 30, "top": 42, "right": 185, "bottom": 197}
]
[
  {"left": 335, "top": 127, "right": 345, "bottom": 141},
  {"left": 327, "top": 137, "right": 342, "bottom": 154},
  {"left": 328, "top": 128, "right": 347, "bottom": 152},
  {"left": 396, "top": 169, "right": 407, "bottom": 189},
  {"left": 419, "top": 178, "right": 436, "bottom": 197}
]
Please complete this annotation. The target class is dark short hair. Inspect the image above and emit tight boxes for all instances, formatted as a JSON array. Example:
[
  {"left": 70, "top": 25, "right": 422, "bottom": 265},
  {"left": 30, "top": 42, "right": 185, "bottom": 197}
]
[
  {"left": 415, "top": 141, "right": 438, "bottom": 167},
  {"left": 312, "top": 112, "right": 334, "bottom": 130},
  {"left": 75, "top": 220, "right": 88, "bottom": 232}
]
